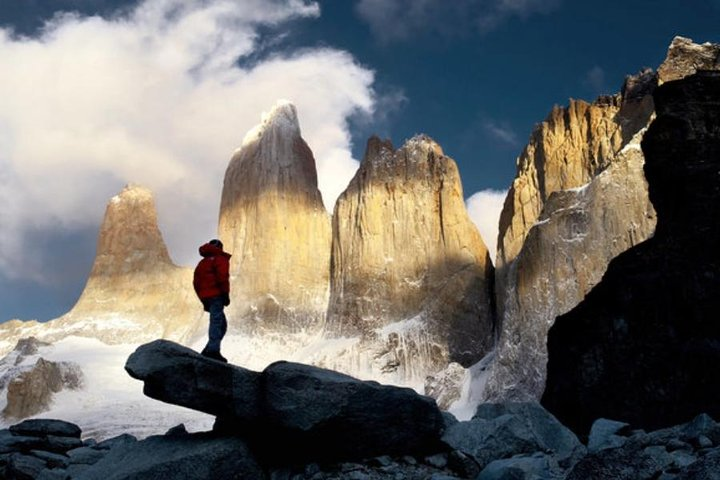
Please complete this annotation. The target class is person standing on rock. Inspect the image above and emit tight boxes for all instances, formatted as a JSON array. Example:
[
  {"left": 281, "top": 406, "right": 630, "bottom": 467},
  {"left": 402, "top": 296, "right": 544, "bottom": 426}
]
[{"left": 193, "top": 239, "right": 231, "bottom": 363}]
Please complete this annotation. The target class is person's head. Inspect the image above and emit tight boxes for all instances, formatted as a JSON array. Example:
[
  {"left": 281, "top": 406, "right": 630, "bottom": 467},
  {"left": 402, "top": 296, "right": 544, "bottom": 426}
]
[{"left": 208, "top": 239, "right": 223, "bottom": 250}]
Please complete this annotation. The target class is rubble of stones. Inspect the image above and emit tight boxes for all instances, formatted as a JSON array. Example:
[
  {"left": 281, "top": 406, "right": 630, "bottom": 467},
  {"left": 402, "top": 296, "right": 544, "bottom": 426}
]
[{"left": 3, "top": 406, "right": 720, "bottom": 479}]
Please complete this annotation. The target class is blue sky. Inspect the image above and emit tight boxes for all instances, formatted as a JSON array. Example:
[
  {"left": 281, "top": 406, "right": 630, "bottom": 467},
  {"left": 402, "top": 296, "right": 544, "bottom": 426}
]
[{"left": 0, "top": 0, "right": 718, "bottom": 323}]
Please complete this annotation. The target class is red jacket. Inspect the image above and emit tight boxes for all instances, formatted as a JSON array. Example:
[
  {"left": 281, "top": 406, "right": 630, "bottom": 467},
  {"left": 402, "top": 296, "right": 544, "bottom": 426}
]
[{"left": 193, "top": 243, "right": 231, "bottom": 301}]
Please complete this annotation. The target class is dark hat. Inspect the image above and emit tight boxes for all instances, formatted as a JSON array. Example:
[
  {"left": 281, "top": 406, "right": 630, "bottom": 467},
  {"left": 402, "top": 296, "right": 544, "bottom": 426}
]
[{"left": 209, "top": 239, "right": 223, "bottom": 249}]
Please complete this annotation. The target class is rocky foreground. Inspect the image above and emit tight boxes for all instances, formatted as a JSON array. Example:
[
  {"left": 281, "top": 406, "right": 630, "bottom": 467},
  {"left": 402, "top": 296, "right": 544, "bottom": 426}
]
[{"left": 0, "top": 339, "right": 719, "bottom": 480}]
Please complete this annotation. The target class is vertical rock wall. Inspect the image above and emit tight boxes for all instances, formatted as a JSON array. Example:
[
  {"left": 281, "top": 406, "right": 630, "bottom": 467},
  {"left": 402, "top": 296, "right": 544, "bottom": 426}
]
[
  {"left": 327, "top": 135, "right": 494, "bottom": 376},
  {"left": 218, "top": 101, "right": 331, "bottom": 334}
]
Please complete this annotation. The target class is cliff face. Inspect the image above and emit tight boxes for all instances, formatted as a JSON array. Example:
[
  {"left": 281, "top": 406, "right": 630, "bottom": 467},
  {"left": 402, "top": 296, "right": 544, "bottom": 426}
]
[
  {"left": 0, "top": 185, "right": 201, "bottom": 353},
  {"left": 485, "top": 37, "right": 718, "bottom": 402},
  {"left": 327, "top": 135, "right": 494, "bottom": 375},
  {"left": 62, "top": 184, "right": 201, "bottom": 342},
  {"left": 218, "top": 101, "right": 331, "bottom": 334},
  {"left": 542, "top": 71, "right": 720, "bottom": 434}
]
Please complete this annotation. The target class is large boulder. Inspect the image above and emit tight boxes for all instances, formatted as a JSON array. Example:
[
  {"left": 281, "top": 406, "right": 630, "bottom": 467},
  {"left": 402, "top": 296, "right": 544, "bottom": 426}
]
[
  {"left": 125, "top": 340, "right": 445, "bottom": 462},
  {"left": 542, "top": 71, "right": 720, "bottom": 434},
  {"left": 441, "top": 402, "right": 584, "bottom": 471},
  {"left": 124, "top": 340, "right": 261, "bottom": 422},
  {"left": 74, "top": 432, "right": 262, "bottom": 480},
  {"left": 261, "top": 360, "right": 445, "bottom": 460}
]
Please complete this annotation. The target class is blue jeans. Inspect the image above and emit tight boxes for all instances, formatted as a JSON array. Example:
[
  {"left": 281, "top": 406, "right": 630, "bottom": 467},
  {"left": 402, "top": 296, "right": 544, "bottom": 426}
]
[{"left": 203, "top": 296, "right": 227, "bottom": 353}]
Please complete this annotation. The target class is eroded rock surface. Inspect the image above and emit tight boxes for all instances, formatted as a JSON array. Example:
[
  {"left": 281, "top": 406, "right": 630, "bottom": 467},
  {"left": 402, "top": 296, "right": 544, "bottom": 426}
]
[
  {"left": 327, "top": 135, "right": 494, "bottom": 377},
  {"left": 126, "top": 340, "right": 444, "bottom": 461},
  {"left": 487, "top": 37, "right": 719, "bottom": 402},
  {"left": 542, "top": 71, "right": 720, "bottom": 435},
  {"left": 218, "top": 101, "right": 331, "bottom": 334}
]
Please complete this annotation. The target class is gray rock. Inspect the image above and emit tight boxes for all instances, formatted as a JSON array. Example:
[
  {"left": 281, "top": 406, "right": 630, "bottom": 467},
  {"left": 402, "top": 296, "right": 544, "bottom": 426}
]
[
  {"left": 7, "top": 453, "right": 48, "bottom": 480},
  {"left": 567, "top": 442, "right": 674, "bottom": 480},
  {"left": 677, "top": 447, "right": 720, "bottom": 479},
  {"left": 262, "top": 360, "right": 444, "bottom": 460},
  {"left": 423, "top": 453, "right": 448, "bottom": 468},
  {"left": 67, "top": 446, "right": 105, "bottom": 465},
  {"left": 444, "top": 402, "right": 584, "bottom": 470},
  {"left": 9, "top": 419, "right": 81, "bottom": 438},
  {"left": 124, "top": 340, "right": 262, "bottom": 421},
  {"left": 36, "top": 469, "right": 70, "bottom": 480},
  {"left": 447, "top": 450, "right": 480, "bottom": 479},
  {"left": 588, "top": 418, "right": 631, "bottom": 452},
  {"left": 682, "top": 414, "right": 720, "bottom": 445},
  {"left": 478, "top": 453, "right": 564, "bottom": 480},
  {"left": 94, "top": 433, "right": 136, "bottom": 450},
  {"left": 670, "top": 450, "right": 697, "bottom": 468},
  {"left": 75, "top": 432, "right": 262, "bottom": 480},
  {"left": 697, "top": 435, "right": 714, "bottom": 449},
  {"left": 30, "top": 449, "right": 69, "bottom": 468},
  {"left": 45, "top": 435, "right": 83, "bottom": 453},
  {"left": 0, "top": 433, "right": 47, "bottom": 454}
]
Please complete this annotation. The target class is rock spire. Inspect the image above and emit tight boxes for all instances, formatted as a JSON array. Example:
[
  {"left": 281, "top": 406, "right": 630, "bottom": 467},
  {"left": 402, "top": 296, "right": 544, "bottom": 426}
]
[
  {"left": 218, "top": 101, "right": 331, "bottom": 333},
  {"left": 326, "top": 135, "right": 494, "bottom": 380}
]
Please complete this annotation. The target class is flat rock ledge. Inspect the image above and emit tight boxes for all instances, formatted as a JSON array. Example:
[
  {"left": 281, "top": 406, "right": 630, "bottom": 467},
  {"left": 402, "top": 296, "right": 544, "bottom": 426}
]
[{"left": 124, "top": 339, "right": 445, "bottom": 462}]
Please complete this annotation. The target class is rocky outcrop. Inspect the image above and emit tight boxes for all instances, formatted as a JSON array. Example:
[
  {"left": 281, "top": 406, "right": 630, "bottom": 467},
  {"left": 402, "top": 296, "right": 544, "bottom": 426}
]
[
  {"left": 326, "top": 135, "right": 494, "bottom": 377},
  {"left": 61, "top": 184, "right": 201, "bottom": 343},
  {"left": 0, "top": 186, "right": 202, "bottom": 354},
  {"left": 487, "top": 37, "right": 719, "bottom": 402},
  {"left": 2, "top": 358, "right": 83, "bottom": 420},
  {"left": 0, "top": 338, "right": 83, "bottom": 422},
  {"left": 218, "top": 101, "right": 331, "bottom": 334},
  {"left": 485, "top": 127, "right": 657, "bottom": 400},
  {"left": 442, "top": 402, "right": 585, "bottom": 473},
  {"left": 542, "top": 71, "right": 720, "bottom": 434},
  {"left": 657, "top": 36, "right": 720, "bottom": 83},
  {"left": 125, "top": 340, "right": 445, "bottom": 461}
]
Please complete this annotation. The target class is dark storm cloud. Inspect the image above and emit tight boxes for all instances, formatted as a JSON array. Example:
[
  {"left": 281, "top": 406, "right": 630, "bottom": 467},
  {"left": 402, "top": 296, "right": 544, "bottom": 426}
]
[{"left": 0, "top": 225, "right": 97, "bottom": 322}]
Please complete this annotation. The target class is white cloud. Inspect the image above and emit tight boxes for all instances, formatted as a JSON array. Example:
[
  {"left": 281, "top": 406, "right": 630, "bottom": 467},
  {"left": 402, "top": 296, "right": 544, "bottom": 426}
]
[
  {"left": 0, "top": 0, "right": 376, "bottom": 279},
  {"left": 583, "top": 65, "right": 608, "bottom": 94},
  {"left": 355, "top": 0, "right": 560, "bottom": 42},
  {"left": 465, "top": 189, "right": 507, "bottom": 264},
  {"left": 483, "top": 119, "right": 519, "bottom": 147}
]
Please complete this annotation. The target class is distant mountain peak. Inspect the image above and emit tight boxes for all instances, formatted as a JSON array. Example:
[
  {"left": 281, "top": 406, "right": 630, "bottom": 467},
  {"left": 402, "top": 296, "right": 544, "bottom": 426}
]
[{"left": 241, "top": 99, "right": 301, "bottom": 149}]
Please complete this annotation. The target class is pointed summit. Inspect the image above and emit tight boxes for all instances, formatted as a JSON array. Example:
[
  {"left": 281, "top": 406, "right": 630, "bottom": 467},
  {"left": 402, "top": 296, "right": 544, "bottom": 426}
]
[
  {"left": 327, "top": 134, "right": 495, "bottom": 382},
  {"left": 219, "top": 102, "right": 331, "bottom": 333},
  {"left": 91, "top": 184, "right": 172, "bottom": 276}
]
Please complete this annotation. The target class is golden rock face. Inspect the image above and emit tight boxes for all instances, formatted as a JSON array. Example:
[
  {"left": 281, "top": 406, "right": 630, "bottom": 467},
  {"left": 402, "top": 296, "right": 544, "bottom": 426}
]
[
  {"left": 0, "top": 185, "right": 203, "bottom": 355},
  {"left": 487, "top": 36, "right": 720, "bottom": 402},
  {"left": 327, "top": 135, "right": 495, "bottom": 371},
  {"left": 63, "top": 184, "right": 202, "bottom": 344},
  {"left": 218, "top": 102, "right": 331, "bottom": 333}
]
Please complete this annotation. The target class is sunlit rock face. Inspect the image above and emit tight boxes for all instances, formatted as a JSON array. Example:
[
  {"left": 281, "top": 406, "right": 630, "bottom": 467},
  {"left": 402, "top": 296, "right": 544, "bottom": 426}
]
[
  {"left": 657, "top": 36, "right": 720, "bottom": 83},
  {"left": 61, "top": 184, "right": 201, "bottom": 342},
  {"left": 543, "top": 70, "right": 720, "bottom": 434},
  {"left": 326, "top": 135, "right": 494, "bottom": 379},
  {"left": 0, "top": 185, "right": 201, "bottom": 355},
  {"left": 486, "top": 37, "right": 720, "bottom": 402},
  {"left": 218, "top": 101, "right": 331, "bottom": 334}
]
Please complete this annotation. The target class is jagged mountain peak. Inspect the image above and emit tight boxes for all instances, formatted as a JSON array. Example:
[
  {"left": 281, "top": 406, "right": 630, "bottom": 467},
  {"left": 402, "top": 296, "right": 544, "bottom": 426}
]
[
  {"left": 658, "top": 36, "right": 720, "bottom": 84},
  {"left": 240, "top": 99, "right": 301, "bottom": 149},
  {"left": 92, "top": 183, "right": 172, "bottom": 274},
  {"left": 111, "top": 183, "right": 154, "bottom": 204}
]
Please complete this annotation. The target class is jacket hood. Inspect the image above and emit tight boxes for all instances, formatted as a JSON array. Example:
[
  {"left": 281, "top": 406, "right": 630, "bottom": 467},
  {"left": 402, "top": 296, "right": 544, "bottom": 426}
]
[{"left": 198, "top": 243, "right": 231, "bottom": 258}]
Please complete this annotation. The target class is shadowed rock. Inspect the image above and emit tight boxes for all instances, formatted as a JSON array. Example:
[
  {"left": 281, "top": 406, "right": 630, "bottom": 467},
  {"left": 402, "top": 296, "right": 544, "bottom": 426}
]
[
  {"left": 124, "top": 340, "right": 261, "bottom": 422},
  {"left": 542, "top": 71, "right": 720, "bottom": 434},
  {"left": 125, "top": 340, "right": 445, "bottom": 462}
]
